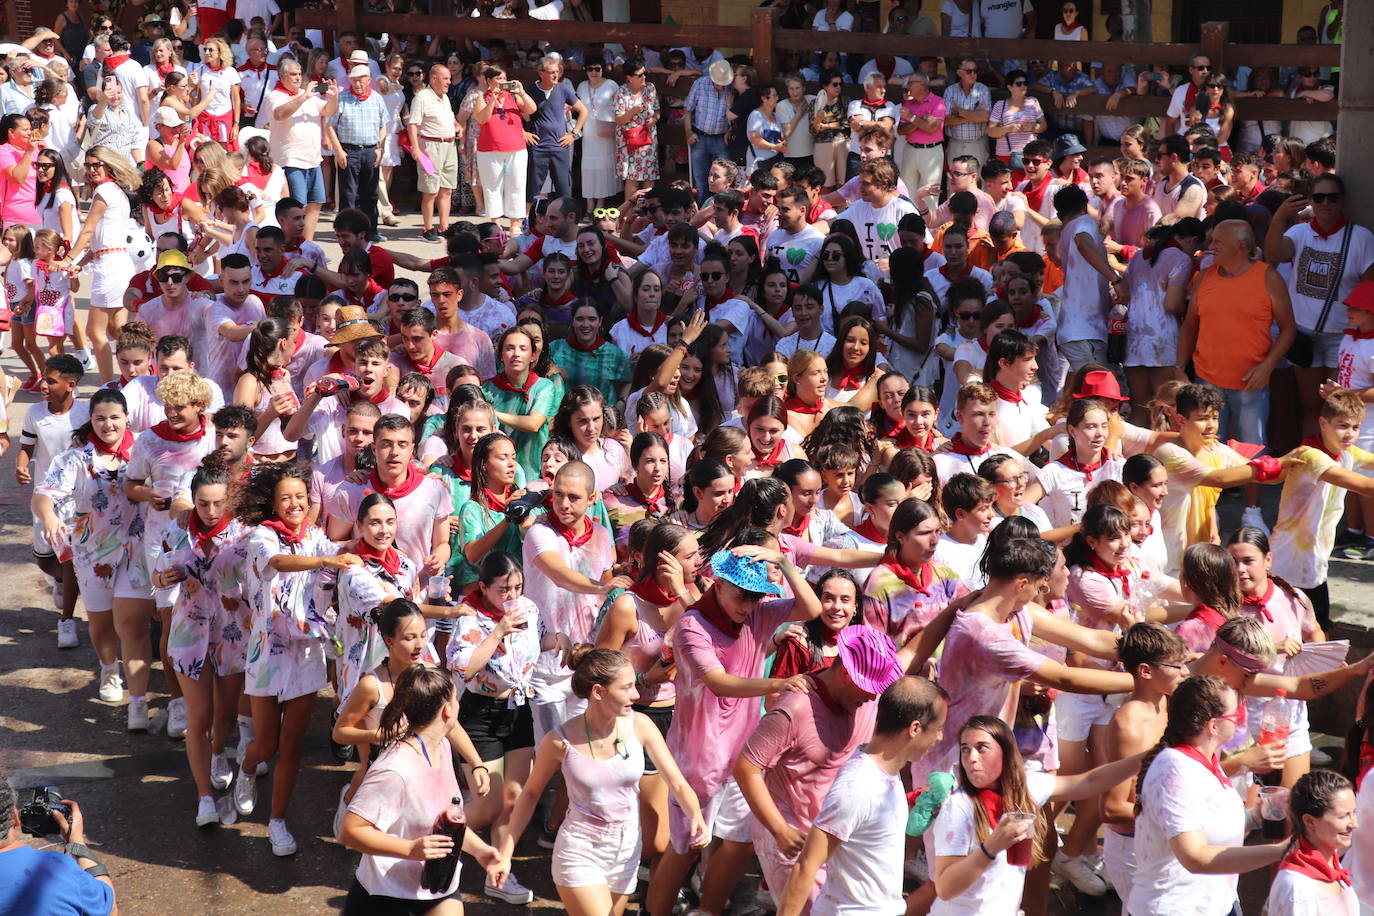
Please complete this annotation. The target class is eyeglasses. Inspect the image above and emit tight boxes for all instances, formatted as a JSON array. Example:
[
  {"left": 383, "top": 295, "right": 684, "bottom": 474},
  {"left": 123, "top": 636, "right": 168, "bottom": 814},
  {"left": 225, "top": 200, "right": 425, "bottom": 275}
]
[
  {"left": 958, "top": 68, "right": 978, "bottom": 74},
  {"left": 1214, "top": 707, "right": 1245, "bottom": 725},
  {"left": 1312, "top": 192, "right": 1343, "bottom": 203},
  {"left": 957, "top": 310, "right": 981, "bottom": 320},
  {"left": 699, "top": 271, "right": 724, "bottom": 281},
  {"left": 388, "top": 292, "right": 419, "bottom": 302},
  {"left": 157, "top": 271, "right": 188, "bottom": 283},
  {"left": 996, "top": 472, "right": 1031, "bottom": 486},
  {"left": 949, "top": 170, "right": 974, "bottom": 178}
]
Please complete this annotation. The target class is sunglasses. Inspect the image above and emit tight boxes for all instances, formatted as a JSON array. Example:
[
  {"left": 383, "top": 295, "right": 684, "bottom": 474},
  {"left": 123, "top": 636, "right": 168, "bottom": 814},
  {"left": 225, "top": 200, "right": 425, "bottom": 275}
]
[
  {"left": 586, "top": 64, "right": 603, "bottom": 71},
  {"left": 1191, "top": 64, "right": 1211, "bottom": 71},
  {"left": 158, "top": 271, "right": 188, "bottom": 283},
  {"left": 388, "top": 292, "right": 419, "bottom": 302},
  {"left": 1298, "top": 69, "right": 1318, "bottom": 77},
  {"left": 957, "top": 310, "right": 981, "bottom": 320},
  {"left": 699, "top": 271, "right": 724, "bottom": 281},
  {"left": 406, "top": 70, "right": 423, "bottom": 77},
  {"left": 821, "top": 250, "right": 844, "bottom": 260},
  {"left": 593, "top": 206, "right": 620, "bottom": 220},
  {"left": 958, "top": 68, "right": 978, "bottom": 74},
  {"left": 84, "top": 161, "right": 105, "bottom": 170},
  {"left": 1022, "top": 157, "right": 1045, "bottom": 166},
  {"left": 35, "top": 162, "right": 54, "bottom": 171},
  {"left": 1312, "top": 192, "right": 1343, "bottom": 203},
  {"left": 1009, "top": 80, "right": 1027, "bottom": 86},
  {"left": 828, "top": 81, "right": 842, "bottom": 87},
  {"left": 627, "top": 71, "right": 645, "bottom": 78},
  {"left": 774, "top": 373, "right": 788, "bottom": 385}
]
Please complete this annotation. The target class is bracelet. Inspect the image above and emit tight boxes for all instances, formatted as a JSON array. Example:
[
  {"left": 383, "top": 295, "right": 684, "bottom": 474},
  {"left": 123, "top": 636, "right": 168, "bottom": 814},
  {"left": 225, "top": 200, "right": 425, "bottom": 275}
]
[
  {"left": 472, "top": 764, "right": 489, "bottom": 773},
  {"left": 635, "top": 671, "right": 647, "bottom": 688},
  {"left": 979, "top": 841, "right": 996, "bottom": 861}
]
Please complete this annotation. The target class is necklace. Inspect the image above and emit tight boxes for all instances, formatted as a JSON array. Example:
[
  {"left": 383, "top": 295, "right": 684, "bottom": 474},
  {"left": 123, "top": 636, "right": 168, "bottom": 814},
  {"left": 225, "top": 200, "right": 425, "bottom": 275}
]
[{"left": 583, "top": 715, "right": 627, "bottom": 760}]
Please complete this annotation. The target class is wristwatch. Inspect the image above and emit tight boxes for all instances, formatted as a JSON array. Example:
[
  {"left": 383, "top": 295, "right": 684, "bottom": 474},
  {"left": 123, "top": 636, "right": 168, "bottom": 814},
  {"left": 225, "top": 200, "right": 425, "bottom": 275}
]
[{"left": 571, "top": 128, "right": 582, "bottom": 139}]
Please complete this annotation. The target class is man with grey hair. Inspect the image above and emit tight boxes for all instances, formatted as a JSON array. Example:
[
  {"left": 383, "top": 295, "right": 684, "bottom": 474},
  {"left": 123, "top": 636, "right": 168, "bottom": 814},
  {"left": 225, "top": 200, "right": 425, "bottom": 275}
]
[
  {"left": 524, "top": 54, "right": 587, "bottom": 206},
  {"left": 942, "top": 57, "right": 991, "bottom": 167},
  {"left": 0, "top": 773, "right": 116, "bottom": 914},
  {"left": 896, "top": 70, "right": 945, "bottom": 217},
  {"left": 0, "top": 53, "right": 37, "bottom": 115}
]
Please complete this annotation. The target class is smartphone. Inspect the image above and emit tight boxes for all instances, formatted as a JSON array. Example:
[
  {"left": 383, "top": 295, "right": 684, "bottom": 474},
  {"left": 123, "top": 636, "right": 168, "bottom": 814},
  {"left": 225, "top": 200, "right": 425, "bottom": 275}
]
[
  {"left": 500, "top": 80, "right": 518, "bottom": 92},
  {"left": 316, "top": 81, "right": 331, "bottom": 94}
]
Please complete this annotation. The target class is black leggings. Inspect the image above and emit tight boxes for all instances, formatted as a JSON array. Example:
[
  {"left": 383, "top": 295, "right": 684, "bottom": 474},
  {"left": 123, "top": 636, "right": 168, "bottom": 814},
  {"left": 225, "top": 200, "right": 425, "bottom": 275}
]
[
  {"left": 343, "top": 878, "right": 459, "bottom": 915},
  {"left": 1301, "top": 582, "right": 1331, "bottom": 630}
]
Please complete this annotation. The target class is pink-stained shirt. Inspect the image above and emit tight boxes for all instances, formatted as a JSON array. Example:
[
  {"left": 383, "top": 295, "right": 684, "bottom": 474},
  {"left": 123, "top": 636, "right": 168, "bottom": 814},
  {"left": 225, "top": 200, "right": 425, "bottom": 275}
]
[
  {"left": 916, "top": 607, "right": 1048, "bottom": 787},
  {"left": 742, "top": 679, "right": 877, "bottom": 830},
  {"left": 669, "top": 597, "right": 795, "bottom": 799},
  {"left": 1107, "top": 195, "right": 1164, "bottom": 249},
  {"left": 861, "top": 561, "right": 968, "bottom": 647},
  {"left": 284, "top": 330, "right": 329, "bottom": 398},
  {"left": 137, "top": 294, "right": 211, "bottom": 344},
  {"left": 330, "top": 474, "right": 451, "bottom": 567},
  {"left": 201, "top": 296, "right": 266, "bottom": 395},
  {"left": 119, "top": 375, "right": 227, "bottom": 434},
  {"left": 304, "top": 393, "right": 409, "bottom": 466},
  {"left": 127, "top": 424, "right": 217, "bottom": 543},
  {"left": 436, "top": 321, "right": 497, "bottom": 381},
  {"left": 522, "top": 518, "right": 617, "bottom": 699}
]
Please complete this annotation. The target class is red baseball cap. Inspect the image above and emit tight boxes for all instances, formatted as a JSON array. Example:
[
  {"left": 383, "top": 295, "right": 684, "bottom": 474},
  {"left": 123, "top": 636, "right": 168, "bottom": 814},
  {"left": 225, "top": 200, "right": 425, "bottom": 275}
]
[
  {"left": 1344, "top": 280, "right": 1374, "bottom": 315},
  {"left": 1074, "top": 369, "right": 1128, "bottom": 402}
]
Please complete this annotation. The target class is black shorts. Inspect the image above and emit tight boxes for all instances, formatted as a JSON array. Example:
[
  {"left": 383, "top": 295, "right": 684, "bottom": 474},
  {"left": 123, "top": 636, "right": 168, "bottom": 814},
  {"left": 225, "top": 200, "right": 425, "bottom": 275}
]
[
  {"left": 343, "top": 878, "right": 459, "bottom": 915},
  {"left": 459, "top": 690, "right": 535, "bottom": 762},
  {"left": 633, "top": 703, "right": 674, "bottom": 774}
]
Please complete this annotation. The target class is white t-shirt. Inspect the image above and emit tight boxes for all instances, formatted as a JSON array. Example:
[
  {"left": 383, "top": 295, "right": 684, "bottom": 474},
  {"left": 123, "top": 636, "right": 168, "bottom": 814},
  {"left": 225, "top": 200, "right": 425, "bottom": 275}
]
[
  {"left": 812, "top": 752, "right": 907, "bottom": 916},
  {"left": 766, "top": 224, "right": 825, "bottom": 285},
  {"left": 1347, "top": 766, "right": 1374, "bottom": 907},
  {"left": 92, "top": 182, "right": 132, "bottom": 250},
  {"left": 1036, "top": 452, "right": 1126, "bottom": 528},
  {"left": 1283, "top": 222, "right": 1374, "bottom": 333},
  {"left": 777, "top": 329, "right": 836, "bottom": 361},
  {"left": 1128, "top": 747, "right": 1245, "bottom": 916},
  {"left": 933, "top": 533, "right": 987, "bottom": 589},
  {"left": 1337, "top": 335, "right": 1374, "bottom": 446},
  {"left": 994, "top": 389, "right": 1049, "bottom": 449},
  {"left": 235, "top": 0, "right": 282, "bottom": 27},
  {"left": 1264, "top": 867, "right": 1359, "bottom": 916},
  {"left": 978, "top": 0, "right": 1032, "bottom": 37},
  {"left": 21, "top": 400, "right": 90, "bottom": 487},
  {"left": 1056, "top": 212, "right": 1110, "bottom": 345},
  {"left": 817, "top": 275, "right": 885, "bottom": 334},
  {"left": 121, "top": 375, "right": 226, "bottom": 433},
  {"left": 930, "top": 770, "right": 1057, "bottom": 915},
  {"left": 811, "top": 9, "right": 854, "bottom": 30},
  {"left": 192, "top": 64, "right": 241, "bottom": 117}
]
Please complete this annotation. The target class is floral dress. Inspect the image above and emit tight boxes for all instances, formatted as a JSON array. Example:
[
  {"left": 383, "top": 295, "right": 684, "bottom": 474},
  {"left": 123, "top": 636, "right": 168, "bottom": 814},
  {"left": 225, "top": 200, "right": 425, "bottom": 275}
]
[
  {"left": 614, "top": 82, "right": 659, "bottom": 182},
  {"left": 446, "top": 596, "right": 545, "bottom": 706},
  {"left": 243, "top": 524, "right": 341, "bottom": 701},
  {"left": 458, "top": 89, "right": 483, "bottom": 188},
  {"left": 335, "top": 555, "right": 431, "bottom": 706},
  {"left": 1123, "top": 244, "right": 1191, "bottom": 368},
  {"left": 37, "top": 442, "right": 146, "bottom": 605},
  {"left": 159, "top": 519, "right": 250, "bottom": 679}
]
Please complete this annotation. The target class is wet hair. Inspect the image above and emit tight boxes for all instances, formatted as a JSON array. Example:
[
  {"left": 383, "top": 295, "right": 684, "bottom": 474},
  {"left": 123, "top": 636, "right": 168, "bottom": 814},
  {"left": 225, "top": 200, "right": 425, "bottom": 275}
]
[
  {"left": 569, "top": 647, "right": 632, "bottom": 699},
  {"left": 244, "top": 316, "right": 292, "bottom": 388},
  {"left": 378, "top": 664, "right": 456, "bottom": 749},
  {"left": 550, "top": 384, "right": 608, "bottom": 445},
  {"left": 885, "top": 496, "right": 942, "bottom": 554},
  {"left": 983, "top": 537, "right": 1056, "bottom": 582},
  {"left": 977, "top": 516, "right": 1041, "bottom": 579},
  {"left": 700, "top": 476, "right": 789, "bottom": 558},
  {"left": 1119, "top": 621, "right": 1187, "bottom": 674},
  {"left": 1135, "top": 675, "right": 1234, "bottom": 815},
  {"left": 957, "top": 715, "right": 1046, "bottom": 863},
  {"left": 469, "top": 432, "right": 518, "bottom": 505},
  {"left": 188, "top": 450, "right": 234, "bottom": 497},
  {"left": 874, "top": 676, "right": 948, "bottom": 737},
  {"left": 369, "top": 596, "right": 427, "bottom": 637},
  {"left": 862, "top": 472, "right": 904, "bottom": 504},
  {"left": 801, "top": 404, "right": 872, "bottom": 463},
  {"left": 477, "top": 550, "right": 523, "bottom": 586}
]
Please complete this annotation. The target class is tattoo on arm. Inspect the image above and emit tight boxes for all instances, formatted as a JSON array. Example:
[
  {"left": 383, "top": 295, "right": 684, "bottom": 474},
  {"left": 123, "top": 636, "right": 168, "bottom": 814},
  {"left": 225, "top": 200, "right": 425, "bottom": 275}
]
[{"left": 1311, "top": 677, "right": 1328, "bottom": 695}]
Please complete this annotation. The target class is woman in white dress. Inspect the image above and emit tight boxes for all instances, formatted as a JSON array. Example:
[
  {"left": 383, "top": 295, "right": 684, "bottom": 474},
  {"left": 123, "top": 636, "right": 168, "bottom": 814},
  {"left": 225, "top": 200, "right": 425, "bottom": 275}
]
[
  {"left": 65, "top": 146, "right": 140, "bottom": 384},
  {"left": 576, "top": 61, "right": 619, "bottom": 211}
]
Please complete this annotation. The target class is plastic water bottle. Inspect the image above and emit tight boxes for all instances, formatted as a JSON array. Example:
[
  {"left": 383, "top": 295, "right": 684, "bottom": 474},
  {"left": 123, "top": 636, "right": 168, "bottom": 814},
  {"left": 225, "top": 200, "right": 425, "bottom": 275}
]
[
  {"left": 1106, "top": 303, "right": 1128, "bottom": 364},
  {"left": 1258, "top": 688, "right": 1293, "bottom": 751}
]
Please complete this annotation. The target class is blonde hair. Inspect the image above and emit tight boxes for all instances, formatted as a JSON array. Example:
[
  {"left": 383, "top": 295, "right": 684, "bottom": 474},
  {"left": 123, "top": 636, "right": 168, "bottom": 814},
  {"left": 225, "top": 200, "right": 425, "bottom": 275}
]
[
  {"left": 33, "top": 228, "right": 66, "bottom": 260},
  {"left": 785, "top": 349, "right": 825, "bottom": 396},
  {"left": 201, "top": 37, "right": 232, "bottom": 70},
  {"left": 193, "top": 141, "right": 238, "bottom": 204},
  {"left": 155, "top": 369, "right": 213, "bottom": 409},
  {"left": 85, "top": 146, "right": 140, "bottom": 191}
]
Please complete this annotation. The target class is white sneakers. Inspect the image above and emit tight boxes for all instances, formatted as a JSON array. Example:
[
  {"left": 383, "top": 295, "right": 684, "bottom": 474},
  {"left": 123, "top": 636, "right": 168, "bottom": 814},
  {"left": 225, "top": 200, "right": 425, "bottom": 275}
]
[
  {"left": 233, "top": 767, "right": 257, "bottom": 816},
  {"left": 56, "top": 618, "right": 78, "bottom": 648},
  {"left": 196, "top": 795, "right": 220, "bottom": 827},
  {"left": 167, "top": 698, "right": 188, "bottom": 739},
  {"left": 1241, "top": 505, "right": 1270, "bottom": 535},
  {"left": 268, "top": 819, "right": 298, "bottom": 857},
  {"left": 1051, "top": 851, "right": 1108, "bottom": 896},
  {"left": 127, "top": 696, "right": 150, "bottom": 731},
  {"left": 485, "top": 872, "right": 534, "bottom": 905},
  {"left": 97, "top": 664, "right": 123, "bottom": 703},
  {"left": 215, "top": 796, "right": 238, "bottom": 826},
  {"left": 210, "top": 753, "right": 234, "bottom": 791}
]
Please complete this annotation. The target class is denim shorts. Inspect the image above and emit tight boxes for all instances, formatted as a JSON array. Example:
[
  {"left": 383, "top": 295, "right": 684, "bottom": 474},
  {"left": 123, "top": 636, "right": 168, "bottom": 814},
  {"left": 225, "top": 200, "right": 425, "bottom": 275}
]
[{"left": 284, "top": 165, "right": 326, "bottom": 205}]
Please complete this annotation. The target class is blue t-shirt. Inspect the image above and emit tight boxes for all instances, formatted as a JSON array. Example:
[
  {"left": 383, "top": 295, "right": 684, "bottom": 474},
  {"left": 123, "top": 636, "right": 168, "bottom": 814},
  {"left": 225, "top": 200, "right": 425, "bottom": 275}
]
[
  {"left": 0, "top": 845, "right": 114, "bottom": 916},
  {"left": 526, "top": 79, "right": 579, "bottom": 149}
]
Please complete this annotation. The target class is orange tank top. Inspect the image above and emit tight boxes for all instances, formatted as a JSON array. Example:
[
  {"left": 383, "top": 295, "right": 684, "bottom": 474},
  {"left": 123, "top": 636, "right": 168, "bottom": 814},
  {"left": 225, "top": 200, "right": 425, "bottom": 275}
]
[{"left": 1193, "top": 261, "right": 1273, "bottom": 390}]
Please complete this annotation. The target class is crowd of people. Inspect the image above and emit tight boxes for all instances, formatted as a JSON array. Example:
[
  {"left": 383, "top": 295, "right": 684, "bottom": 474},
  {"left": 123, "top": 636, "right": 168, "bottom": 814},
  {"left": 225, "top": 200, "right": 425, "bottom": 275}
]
[{"left": 2, "top": 1, "right": 1374, "bottom": 915}]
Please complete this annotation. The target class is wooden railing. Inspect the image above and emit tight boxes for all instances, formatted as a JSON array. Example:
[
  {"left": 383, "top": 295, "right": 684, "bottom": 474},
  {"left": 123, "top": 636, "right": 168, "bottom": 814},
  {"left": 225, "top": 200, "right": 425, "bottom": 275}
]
[{"left": 295, "top": 5, "right": 1340, "bottom": 125}]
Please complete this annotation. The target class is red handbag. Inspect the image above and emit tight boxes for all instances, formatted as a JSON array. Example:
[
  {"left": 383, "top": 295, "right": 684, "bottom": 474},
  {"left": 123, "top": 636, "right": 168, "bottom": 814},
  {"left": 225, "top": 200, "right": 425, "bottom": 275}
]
[{"left": 622, "top": 123, "right": 652, "bottom": 150}]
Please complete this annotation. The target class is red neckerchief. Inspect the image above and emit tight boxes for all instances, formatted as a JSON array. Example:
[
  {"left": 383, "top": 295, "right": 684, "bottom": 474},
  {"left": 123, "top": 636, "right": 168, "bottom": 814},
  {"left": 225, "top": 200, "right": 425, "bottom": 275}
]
[
  {"left": 105, "top": 54, "right": 132, "bottom": 70},
  {"left": 541, "top": 287, "right": 577, "bottom": 308},
  {"left": 882, "top": 551, "right": 933, "bottom": 593},
  {"left": 833, "top": 365, "right": 866, "bottom": 391},
  {"left": 627, "top": 308, "right": 667, "bottom": 338},
  {"left": 853, "top": 518, "right": 885, "bottom": 545},
  {"left": 1242, "top": 579, "right": 1275, "bottom": 622},
  {"left": 1015, "top": 304, "right": 1043, "bottom": 329},
  {"left": 327, "top": 351, "right": 349, "bottom": 375},
  {"left": 989, "top": 379, "right": 1024, "bottom": 404},
  {"left": 151, "top": 416, "right": 207, "bottom": 442},
  {"left": 272, "top": 84, "right": 300, "bottom": 97},
  {"left": 549, "top": 514, "right": 595, "bottom": 548},
  {"left": 1023, "top": 173, "right": 1055, "bottom": 213},
  {"left": 939, "top": 264, "right": 971, "bottom": 282},
  {"left": 189, "top": 510, "right": 232, "bottom": 552},
  {"left": 1183, "top": 81, "right": 1200, "bottom": 114},
  {"left": 782, "top": 511, "right": 812, "bottom": 538},
  {"left": 1170, "top": 742, "right": 1232, "bottom": 789},
  {"left": 809, "top": 672, "right": 845, "bottom": 715},
  {"left": 350, "top": 84, "right": 372, "bottom": 102},
  {"left": 703, "top": 287, "right": 737, "bottom": 317},
  {"left": 341, "top": 280, "right": 383, "bottom": 307},
  {"left": 148, "top": 190, "right": 184, "bottom": 223},
  {"left": 1058, "top": 447, "right": 1108, "bottom": 481},
  {"left": 468, "top": 589, "right": 505, "bottom": 621},
  {"left": 1187, "top": 603, "right": 1227, "bottom": 633},
  {"left": 626, "top": 480, "right": 667, "bottom": 515},
  {"left": 888, "top": 425, "right": 935, "bottom": 450},
  {"left": 366, "top": 385, "right": 390, "bottom": 405},
  {"left": 355, "top": 539, "right": 402, "bottom": 576},
  {"left": 785, "top": 395, "right": 824, "bottom": 415},
  {"left": 949, "top": 433, "right": 990, "bottom": 456},
  {"left": 1089, "top": 555, "right": 1131, "bottom": 599},
  {"left": 239, "top": 61, "right": 272, "bottom": 73},
  {"left": 694, "top": 586, "right": 743, "bottom": 639},
  {"left": 261, "top": 518, "right": 306, "bottom": 546},
  {"left": 1345, "top": 327, "right": 1374, "bottom": 340},
  {"left": 292, "top": 328, "right": 308, "bottom": 356},
  {"left": 1302, "top": 435, "right": 1341, "bottom": 461},
  {"left": 565, "top": 333, "right": 608, "bottom": 353},
  {"left": 451, "top": 450, "right": 472, "bottom": 482},
  {"left": 369, "top": 464, "right": 426, "bottom": 499},
  {"left": 483, "top": 485, "right": 513, "bottom": 511},
  {"left": 753, "top": 437, "right": 785, "bottom": 468},
  {"left": 157, "top": 60, "right": 175, "bottom": 76},
  {"left": 407, "top": 345, "right": 447, "bottom": 376},
  {"left": 490, "top": 370, "right": 540, "bottom": 402},
  {"left": 89, "top": 429, "right": 134, "bottom": 463},
  {"left": 630, "top": 576, "right": 677, "bottom": 607},
  {"left": 1312, "top": 216, "right": 1349, "bottom": 241},
  {"left": 1281, "top": 835, "right": 1351, "bottom": 886},
  {"left": 977, "top": 787, "right": 1005, "bottom": 828}
]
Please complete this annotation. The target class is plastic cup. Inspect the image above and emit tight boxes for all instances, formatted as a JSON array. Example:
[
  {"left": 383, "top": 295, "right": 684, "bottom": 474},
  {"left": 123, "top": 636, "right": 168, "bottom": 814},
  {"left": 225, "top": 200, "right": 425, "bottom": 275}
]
[
  {"left": 1259, "top": 786, "right": 1290, "bottom": 840},
  {"left": 427, "top": 575, "right": 450, "bottom": 604},
  {"left": 278, "top": 389, "right": 300, "bottom": 415},
  {"left": 1003, "top": 811, "right": 1037, "bottom": 867}
]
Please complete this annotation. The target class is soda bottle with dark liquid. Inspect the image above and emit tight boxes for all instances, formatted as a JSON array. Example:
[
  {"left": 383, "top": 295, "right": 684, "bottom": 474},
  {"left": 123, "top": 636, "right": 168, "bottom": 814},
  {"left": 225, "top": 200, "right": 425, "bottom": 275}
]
[{"left": 421, "top": 796, "right": 466, "bottom": 893}]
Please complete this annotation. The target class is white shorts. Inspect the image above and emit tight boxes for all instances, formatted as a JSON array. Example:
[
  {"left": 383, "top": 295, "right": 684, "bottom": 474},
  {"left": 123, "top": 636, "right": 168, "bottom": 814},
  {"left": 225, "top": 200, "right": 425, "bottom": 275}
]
[
  {"left": 89, "top": 252, "right": 136, "bottom": 311},
  {"left": 1102, "top": 829, "right": 1136, "bottom": 905},
  {"left": 1055, "top": 690, "right": 1124, "bottom": 744},
  {"left": 669, "top": 777, "right": 751, "bottom": 854},
  {"left": 75, "top": 554, "right": 152, "bottom": 612},
  {"left": 551, "top": 820, "right": 641, "bottom": 894}
]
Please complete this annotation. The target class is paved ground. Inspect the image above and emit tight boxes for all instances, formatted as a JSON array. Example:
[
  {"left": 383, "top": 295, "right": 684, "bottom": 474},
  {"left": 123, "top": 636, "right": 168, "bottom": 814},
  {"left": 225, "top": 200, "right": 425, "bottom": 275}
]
[{"left": 3, "top": 208, "right": 1374, "bottom": 914}]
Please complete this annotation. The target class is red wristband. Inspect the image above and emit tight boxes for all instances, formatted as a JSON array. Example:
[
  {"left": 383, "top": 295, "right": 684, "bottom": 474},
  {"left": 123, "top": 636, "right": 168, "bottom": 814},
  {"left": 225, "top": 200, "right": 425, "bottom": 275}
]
[{"left": 1249, "top": 455, "right": 1282, "bottom": 482}]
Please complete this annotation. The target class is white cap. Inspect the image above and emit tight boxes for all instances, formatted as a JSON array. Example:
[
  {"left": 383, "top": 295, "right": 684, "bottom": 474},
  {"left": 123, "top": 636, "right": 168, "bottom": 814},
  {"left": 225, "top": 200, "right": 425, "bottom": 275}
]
[
  {"left": 348, "top": 65, "right": 370, "bottom": 79},
  {"left": 155, "top": 106, "right": 182, "bottom": 128}
]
